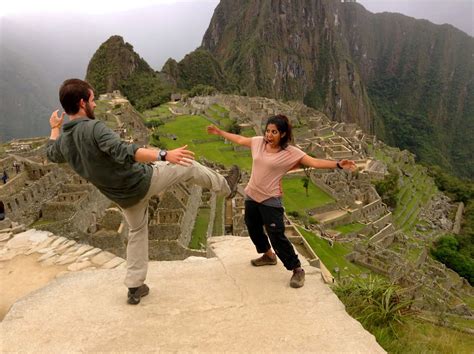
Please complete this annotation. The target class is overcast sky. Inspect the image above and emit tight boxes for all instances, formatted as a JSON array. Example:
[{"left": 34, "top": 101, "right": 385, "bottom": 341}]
[
  {"left": 357, "top": 0, "right": 472, "bottom": 36},
  {"left": 0, "top": 0, "right": 218, "bottom": 16},
  {"left": 1, "top": 0, "right": 471, "bottom": 36}
]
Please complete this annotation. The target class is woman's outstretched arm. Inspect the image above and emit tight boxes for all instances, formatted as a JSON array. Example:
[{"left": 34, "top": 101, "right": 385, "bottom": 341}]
[
  {"left": 300, "top": 155, "right": 357, "bottom": 171},
  {"left": 207, "top": 124, "right": 252, "bottom": 147}
]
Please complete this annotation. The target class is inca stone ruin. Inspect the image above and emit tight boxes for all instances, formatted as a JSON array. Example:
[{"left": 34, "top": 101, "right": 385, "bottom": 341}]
[{"left": 1, "top": 91, "right": 472, "bottom": 333}]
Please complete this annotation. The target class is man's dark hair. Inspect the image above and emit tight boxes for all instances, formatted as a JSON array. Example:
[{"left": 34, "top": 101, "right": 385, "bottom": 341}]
[
  {"left": 265, "top": 114, "right": 293, "bottom": 148},
  {"left": 59, "top": 79, "right": 94, "bottom": 115}
]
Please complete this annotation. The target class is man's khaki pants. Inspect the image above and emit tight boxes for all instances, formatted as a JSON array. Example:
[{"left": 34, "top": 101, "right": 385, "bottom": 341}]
[{"left": 122, "top": 160, "right": 230, "bottom": 288}]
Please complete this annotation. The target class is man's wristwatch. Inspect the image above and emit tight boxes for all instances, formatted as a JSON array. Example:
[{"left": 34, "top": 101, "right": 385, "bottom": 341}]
[
  {"left": 336, "top": 161, "right": 343, "bottom": 170},
  {"left": 159, "top": 149, "right": 167, "bottom": 161}
]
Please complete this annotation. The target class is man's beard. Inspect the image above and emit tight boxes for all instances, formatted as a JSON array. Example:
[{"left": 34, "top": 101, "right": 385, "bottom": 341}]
[{"left": 85, "top": 102, "right": 95, "bottom": 119}]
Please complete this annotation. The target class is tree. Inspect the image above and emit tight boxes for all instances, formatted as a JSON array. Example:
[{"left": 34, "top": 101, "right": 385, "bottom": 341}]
[
  {"left": 302, "top": 161, "right": 313, "bottom": 197},
  {"left": 302, "top": 176, "right": 309, "bottom": 197}
]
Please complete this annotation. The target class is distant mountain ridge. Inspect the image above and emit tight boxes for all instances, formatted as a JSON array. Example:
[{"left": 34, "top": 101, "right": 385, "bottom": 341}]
[{"left": 200, "top": 0, "right": 474, "bottom": 178}]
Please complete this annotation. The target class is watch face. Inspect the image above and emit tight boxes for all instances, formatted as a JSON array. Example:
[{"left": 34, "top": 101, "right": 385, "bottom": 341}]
[{"left": 160, "top": 150, "right": 167, "bottom": 160}]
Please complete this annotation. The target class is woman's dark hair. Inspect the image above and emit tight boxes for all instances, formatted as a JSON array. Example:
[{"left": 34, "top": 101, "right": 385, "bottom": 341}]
[
  {"left": 59, "top": 79, "right": 94, "bottom": 115},
  {"left": 265, "top": 114, "right": 293, "bottom": 148}
]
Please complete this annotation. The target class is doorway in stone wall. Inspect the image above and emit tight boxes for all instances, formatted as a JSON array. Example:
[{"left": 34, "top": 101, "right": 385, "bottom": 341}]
[{"left": 0, "top": 201, "right": 5, "bottom": 221}]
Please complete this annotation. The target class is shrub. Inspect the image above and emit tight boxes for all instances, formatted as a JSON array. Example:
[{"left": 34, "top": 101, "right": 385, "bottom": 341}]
[
  {"left": 188, "top": 84, "right": 216, "bottom": 97},
  {"left": 431, "top": 235, "right": 474, "bottom": 284}
]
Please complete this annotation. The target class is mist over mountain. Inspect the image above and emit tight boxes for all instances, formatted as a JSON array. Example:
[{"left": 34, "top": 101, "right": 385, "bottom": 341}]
[
  {"left": 0, "top": 1, "right": 217, "bottom": 142},
  {"left": 1, "top": 0, "right": 472, "bottom": 178},
  {"left": 358, "top": 0, "right": 473, "bottom": 37}
]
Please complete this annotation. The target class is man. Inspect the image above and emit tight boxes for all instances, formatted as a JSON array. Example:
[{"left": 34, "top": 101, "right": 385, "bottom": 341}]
[{"left": 46, "top": 79, "right": 240, "bottom": 305}]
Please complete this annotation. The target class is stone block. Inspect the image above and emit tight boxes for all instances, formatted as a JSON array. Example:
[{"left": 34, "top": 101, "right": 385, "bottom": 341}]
[
  {"left": 101, "top": 257, "right": 126, "bottom": 269},
  {"left": 67, "top": 261, "right": 93, "bottom": 272},
  {"left": 70, "top": 245, "right": 94, "bottom": 257},
  {"left": 90, "top": 251, "right": 116, "bottom": 266},
  {"left": 0, "top": 218, "right": 12, "bottom": 229},
  {"left": 0, "top": 232, "right": 13, "bottom": 242},
  {"left": 77, "top": 248, "right": 102, "bottom": 262},
  {"left": 38, "top": 251, "right": 56, "bottom": 262}
]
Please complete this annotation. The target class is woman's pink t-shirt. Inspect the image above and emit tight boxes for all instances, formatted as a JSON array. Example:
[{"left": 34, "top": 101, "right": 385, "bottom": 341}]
[{"left": 244, "top": 136, "right": 306, "bottom": 203}]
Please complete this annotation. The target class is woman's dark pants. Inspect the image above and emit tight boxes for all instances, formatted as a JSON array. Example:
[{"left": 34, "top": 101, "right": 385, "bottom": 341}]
[{"left": 244, "top": 200, "right": 301, "bottom": 271}]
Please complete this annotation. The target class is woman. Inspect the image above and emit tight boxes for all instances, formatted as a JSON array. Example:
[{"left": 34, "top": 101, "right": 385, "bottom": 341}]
[{"left": 207, "top": 114, "right": 356, "bottom": 288}]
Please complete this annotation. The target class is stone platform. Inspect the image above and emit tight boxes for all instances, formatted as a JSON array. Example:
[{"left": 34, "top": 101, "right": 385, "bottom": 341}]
[{"left": 1, "top": 236, "right": 384, "bottom": 353}]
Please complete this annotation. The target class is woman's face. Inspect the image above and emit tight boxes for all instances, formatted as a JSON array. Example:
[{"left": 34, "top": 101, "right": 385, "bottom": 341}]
[{"left": 265, "top": 123, "right": 285, "bottom": 148}]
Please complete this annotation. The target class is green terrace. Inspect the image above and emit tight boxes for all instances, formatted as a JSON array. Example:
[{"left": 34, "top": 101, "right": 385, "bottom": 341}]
[
  {"left": 332, "top": 222, "right": 366, "bottom": 235},
  {"left": 393, "top": 165, "right": 437, "bottom": 233},
  {"left": 297, "top": 227, "right": 365, "bottom": 278},
  {"left": 143, "top": 103, "right": 175, "bottom": 123},
  {"left": 282, "top": 176, "right": 335, "bottom": 215},
  {"left": 370, "top": 145, "right": 438, "bottom": 234}
]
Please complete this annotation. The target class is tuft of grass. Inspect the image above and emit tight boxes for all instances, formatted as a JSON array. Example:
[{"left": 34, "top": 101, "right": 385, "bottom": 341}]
[
  {"left": 212, "top": 196, "right": 224, "bottom": 236},
  {"left": 189, "top": 207, "right": 210, "bottom": 249},
  {"left": 333, "top": 276, "right": 412, "bottom": 333}
]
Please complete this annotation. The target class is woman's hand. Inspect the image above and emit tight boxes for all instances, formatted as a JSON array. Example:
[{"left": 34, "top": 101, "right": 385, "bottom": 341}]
[
  {"left": 339, "top": 159, "right": 357, "bottom": 171},
  {"left": 207, "top": 124, "right": 222, "bottom": 136}
]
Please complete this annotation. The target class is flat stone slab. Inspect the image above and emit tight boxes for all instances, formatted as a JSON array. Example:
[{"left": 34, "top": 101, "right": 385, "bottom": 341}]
[
  {"left": 1, "top": 236, "right": 384, "bottom": 353},
  {"left": 6, "top": 229, "right": 50, "bottom": 249}
]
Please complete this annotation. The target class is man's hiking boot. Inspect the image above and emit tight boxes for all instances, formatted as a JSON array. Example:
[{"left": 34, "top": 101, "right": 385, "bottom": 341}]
[
  {"left": 290, "top": 268, "right": 305, "bottom": 288},
  {"left": 127, "top": 284, "right": 150, "bottom": 305},
  {"left": 251, "top": 254, "right": 277, "bottom": 267},
  {"left": 225, "top": 165, "right": 241, "bottom": 198}
]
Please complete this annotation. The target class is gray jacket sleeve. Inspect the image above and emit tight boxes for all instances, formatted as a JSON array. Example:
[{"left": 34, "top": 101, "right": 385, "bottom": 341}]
[
  {"left": 93, "top": 121, "right": 139, "bottom": 164},
  {"left": 46, "top": 139, "right": 66, "bottom": 163}
]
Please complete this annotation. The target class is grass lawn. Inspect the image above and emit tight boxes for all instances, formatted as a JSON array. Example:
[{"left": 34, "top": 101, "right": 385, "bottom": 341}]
[
  {"left": 189, "top": 207, "right": 210, "bottom": 249},
  {"left": 382, "top": 318, "right": 474, "bottom": 353},
  {"left": 241, "top": 127, "right": 256, "bottom": 137},
  {"left": 282, "top": 176, "right": 335, "bottom": 214},
  {"left": 143, "top": 104, "right": 173, "bottom": 119},
  {"left": 206, "top": 104, "right": 231, "bottom": 127},
  {"left": 297, "top": 227, "right": 363, "bottom": 278},
  {"left": 29, "top": 219, "right": 54, "bottom": 227},
  {"left": 156, "top": 115, "right": 253, "bottom": 170},
  {"left": 333, "top": 222, "right": 366, "bottom": 234}
]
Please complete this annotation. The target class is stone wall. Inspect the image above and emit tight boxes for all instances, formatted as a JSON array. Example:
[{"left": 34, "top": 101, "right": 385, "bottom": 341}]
[
  {"left": 37, "top": 186, "right": 113, "bottom": 241},
  {"left": 147, "top": 183, "right": 202, "bottom": 260},
  {"left": 0, "top": 167, "right": 69, "bottom": 225}
]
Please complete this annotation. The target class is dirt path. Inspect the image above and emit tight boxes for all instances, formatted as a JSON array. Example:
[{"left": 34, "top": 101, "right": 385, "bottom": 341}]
[{"left": 0, "top": 254, "right": 66, "bottom": 320}]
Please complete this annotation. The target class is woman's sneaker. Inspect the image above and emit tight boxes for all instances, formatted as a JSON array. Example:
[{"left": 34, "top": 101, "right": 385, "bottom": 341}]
[
  {"left": 127, "top": 284, "right": 150, "bottom": 305},
  {"left": 290, "top": 268, "right": 305, "bottom": 288},
  {"left": 251, "top": 254, "right": 277, "bottom": 266}
]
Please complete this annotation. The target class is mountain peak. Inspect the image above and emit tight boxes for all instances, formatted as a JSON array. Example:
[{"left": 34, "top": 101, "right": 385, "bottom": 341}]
[{"left": 85, "top": 35, "right": 155, "bottom": 95}]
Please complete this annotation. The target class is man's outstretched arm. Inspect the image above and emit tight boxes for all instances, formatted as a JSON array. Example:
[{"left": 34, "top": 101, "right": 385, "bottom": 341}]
[{"left": 134, "top": 146, "right": 195, "bottom": 165}]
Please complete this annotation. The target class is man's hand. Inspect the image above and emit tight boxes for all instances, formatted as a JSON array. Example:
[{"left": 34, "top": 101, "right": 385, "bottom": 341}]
[
  {"left": 207, "top": 125, "right": 222, "bottom": 136},
  {"left": 166, "top": 145, "right": 195, "bottom": 166},
  {"left": 339, "top": 159, "right": 357, "bottom": 171},
  {"left": 50, "top": 110, "right": 65, "bottom": 129}
]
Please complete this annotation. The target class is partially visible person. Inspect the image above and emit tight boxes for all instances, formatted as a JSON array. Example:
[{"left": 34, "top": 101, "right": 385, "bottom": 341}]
[
  {"left": 1, "top": 170, "right": 8, "bottom": 184},
  {"left": 13, "top": 161, "right": 20, "bottom": 174},
  {"left": 47, "top": 78, "right": 241, "bottom": 305},
  {"left": 0, "top": 201, "right": 5, "bottom": 221},
  {"left": 207, "top": 115, "right": 356, "bottom": 288}
]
